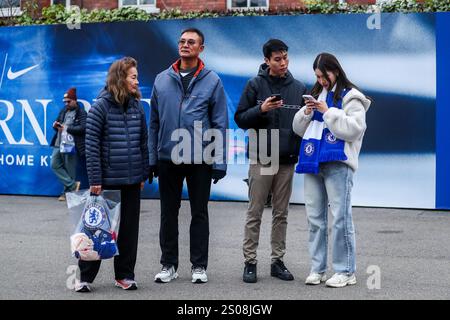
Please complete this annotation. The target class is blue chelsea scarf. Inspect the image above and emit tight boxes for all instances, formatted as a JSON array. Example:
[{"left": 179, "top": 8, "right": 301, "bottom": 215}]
[{"left": 295, "top": 89, "right": 350, "bottom": 174}]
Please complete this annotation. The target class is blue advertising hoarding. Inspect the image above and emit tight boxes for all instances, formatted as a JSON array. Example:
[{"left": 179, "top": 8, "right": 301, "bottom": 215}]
[{"left": 0, "top": 12, "right": 448, "bottom": 209}]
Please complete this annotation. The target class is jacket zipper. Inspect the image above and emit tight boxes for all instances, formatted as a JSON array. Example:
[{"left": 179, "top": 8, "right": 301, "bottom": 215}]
[{"left": 177, "top": 76, "right": 185, "bottom": 160}]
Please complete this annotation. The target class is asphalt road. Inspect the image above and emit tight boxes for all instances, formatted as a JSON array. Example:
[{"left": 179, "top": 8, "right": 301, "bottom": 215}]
[{"left": 0, "top": 195, "right": 449, "bottom": 300}]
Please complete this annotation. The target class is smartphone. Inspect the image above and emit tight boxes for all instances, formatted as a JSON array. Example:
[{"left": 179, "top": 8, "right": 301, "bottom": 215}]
[
  {"left": 302, "top": 94, "right": 317, "bottom": 102},
  {"left": 271, "top": 94, "right": 282, "bottom": 102}
]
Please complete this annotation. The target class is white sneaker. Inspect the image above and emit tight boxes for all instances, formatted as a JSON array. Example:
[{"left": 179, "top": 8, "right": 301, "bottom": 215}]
[
  {"left": 305, "top": 272, "right": 327, "bottom": 285},
  {"left": 191, "top": 266, "right": 208, "bottom": 283},
  {"left": 74, "top": 280, "right": 92, "bottom": 293},
  {"left": 154, "top": 265, "right": 178, "bottom": 283},
  {"left": 325, "top": 273, "right": 356, "bottom": 288}
]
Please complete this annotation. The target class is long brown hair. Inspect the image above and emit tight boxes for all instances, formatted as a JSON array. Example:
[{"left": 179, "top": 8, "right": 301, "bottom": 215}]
[
  {"left": 106, "top": 57, "right": 141, "bottom": 106},
  {"left": 310, "top": 53, "right": 359, "bottom": 105}
]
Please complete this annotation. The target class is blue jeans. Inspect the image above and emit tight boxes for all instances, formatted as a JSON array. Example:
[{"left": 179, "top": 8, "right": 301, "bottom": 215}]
[
  {"left": 51, "top": 147, "right": 78, "bottom": 193},
  {"left": 304, "top": 161, "right": 356, "bottom": 274}
]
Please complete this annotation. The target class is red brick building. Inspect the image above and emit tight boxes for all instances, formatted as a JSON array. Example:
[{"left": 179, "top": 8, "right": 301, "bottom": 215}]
[{"left": 3, "top": 0, "right": 382, "bottom": 17}]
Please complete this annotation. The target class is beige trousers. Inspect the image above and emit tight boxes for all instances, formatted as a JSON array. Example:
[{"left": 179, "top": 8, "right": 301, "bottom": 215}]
[{"left": 243, "top": 163, "right": 294, "bottom": 264}]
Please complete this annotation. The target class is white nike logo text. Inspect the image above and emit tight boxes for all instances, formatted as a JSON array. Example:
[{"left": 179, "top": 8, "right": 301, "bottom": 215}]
[{"left": 7, "top": 64, "right": 39, "bottom": 80}]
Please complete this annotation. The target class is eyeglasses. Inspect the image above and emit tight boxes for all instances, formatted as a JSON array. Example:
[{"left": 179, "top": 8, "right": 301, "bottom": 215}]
[
  {"left": 64, "top": 100, "right": 71, "bottom": 104},
  {"left": 178, "top": 39, "right": 197, "bottom": 46}
]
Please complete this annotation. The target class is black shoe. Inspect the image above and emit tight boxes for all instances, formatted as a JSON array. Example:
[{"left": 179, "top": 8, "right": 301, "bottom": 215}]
[
  {"left": 243, "top": 262, "right": 257, "bottom": 283},
  {"left": 271, "top": 260, "right": 294, "bottom": 281}
]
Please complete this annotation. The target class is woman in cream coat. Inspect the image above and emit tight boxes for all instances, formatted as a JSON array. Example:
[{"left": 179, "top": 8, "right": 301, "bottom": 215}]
[{"left": 293, "top": 53, "right": 371, "bottom": 288}]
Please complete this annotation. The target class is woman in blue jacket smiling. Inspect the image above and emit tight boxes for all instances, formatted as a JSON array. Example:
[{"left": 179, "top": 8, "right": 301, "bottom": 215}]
[{"left": 75, "top": 57, "right": 149, "bottom": 292}]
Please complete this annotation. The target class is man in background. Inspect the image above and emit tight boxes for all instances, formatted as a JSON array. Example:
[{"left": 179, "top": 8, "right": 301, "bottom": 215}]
[{"left": 50, "top": 87, "right": 86, "bottom": 201}]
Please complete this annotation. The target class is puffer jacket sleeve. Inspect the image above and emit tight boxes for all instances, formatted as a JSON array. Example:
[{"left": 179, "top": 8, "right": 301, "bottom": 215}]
[
  {"left": 54, "top": 108, "right": 66, "bottom": 132},
  {"left": 139, "top": 104, "right": 150, "bottom": 181},
  {"left": 66, "top": 108, "right": 87, "bottom": 137},
  {"left": 85, "top": 100, "right": 106, "bottom": 186}
]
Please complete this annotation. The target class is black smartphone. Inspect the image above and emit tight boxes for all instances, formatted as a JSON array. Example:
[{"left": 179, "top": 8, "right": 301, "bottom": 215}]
[{"left": 271, "top": 94, "right": 282, "bottom": 102}]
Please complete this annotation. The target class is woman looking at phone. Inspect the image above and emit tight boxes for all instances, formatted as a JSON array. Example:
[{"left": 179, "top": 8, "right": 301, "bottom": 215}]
[{"left": 292, "top": 53, "right": 371, "bottom": 288}]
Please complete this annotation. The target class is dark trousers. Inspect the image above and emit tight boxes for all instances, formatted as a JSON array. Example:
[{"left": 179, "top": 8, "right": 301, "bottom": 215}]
[
  {"left": 158, "top": 161, "right": 212, "bottom": 270},
  {"left": 79, "top": 183, "right": 141, "bottom": 282}
]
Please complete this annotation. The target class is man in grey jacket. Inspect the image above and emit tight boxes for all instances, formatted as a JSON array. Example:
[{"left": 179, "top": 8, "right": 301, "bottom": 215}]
[{"left": 149, "top": 28, "right": 228, "bottom": 284}]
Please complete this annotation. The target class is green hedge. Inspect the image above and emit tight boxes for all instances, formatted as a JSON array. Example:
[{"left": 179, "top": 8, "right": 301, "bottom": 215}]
[
  {"left": 304, "top": 0, "right": 450, "bottom": 14},
  {"left": 6, "top": 0, "right": 450, "bottom": 27}
]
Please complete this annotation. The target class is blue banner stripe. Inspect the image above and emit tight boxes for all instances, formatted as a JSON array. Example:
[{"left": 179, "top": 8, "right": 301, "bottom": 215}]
[{"left": 436, "top": 12, "right": 450, "bottom": 209}]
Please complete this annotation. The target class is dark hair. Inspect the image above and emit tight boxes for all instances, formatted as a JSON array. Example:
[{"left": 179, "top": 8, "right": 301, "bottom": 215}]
[
  {"left": 106, "top": 56, "right": 141, "bottom": 106},
  {"left": 263, "top": 39, "right": 288, "bottom": 59},
  {"left": 181, "top": 28, "right": 205, "bottom": 45},
  {"left": 310, "top": 52, "right": 362, "bottom": 105}
]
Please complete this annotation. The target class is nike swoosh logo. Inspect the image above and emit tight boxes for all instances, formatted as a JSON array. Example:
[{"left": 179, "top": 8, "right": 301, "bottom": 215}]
[{"left": 7, "top": 64, "right": 39, "bottom": 80}]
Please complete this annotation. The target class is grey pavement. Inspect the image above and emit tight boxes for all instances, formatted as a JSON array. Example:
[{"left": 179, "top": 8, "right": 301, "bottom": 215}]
[{"left": 0, "top": 195, "right": 449, "bottom": 300}]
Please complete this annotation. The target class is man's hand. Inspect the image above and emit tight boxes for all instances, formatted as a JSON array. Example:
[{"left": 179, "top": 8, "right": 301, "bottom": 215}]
[
  {"left": 53, "top": 121, "right": 63, "bottom": 131},
  {"left": 148, "top": 165, "right": 159, "bottom": 184},
  {"left": 212, "top": 169, "right": 226, "bottom": 184},
  {"left": 260, "top": 96, "right": 283, "bottom": 113}
]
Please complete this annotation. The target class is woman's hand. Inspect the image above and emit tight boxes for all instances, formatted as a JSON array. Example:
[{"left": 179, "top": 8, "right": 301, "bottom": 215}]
[
  {"left": 90, "top": 185, "right": 102, "bottom": 195},
  {"left": 304, "top": 100, "right": 316, "bottom": 115},
  {"left": 314, "top": 101, "right": 329, "bottom": 114}
]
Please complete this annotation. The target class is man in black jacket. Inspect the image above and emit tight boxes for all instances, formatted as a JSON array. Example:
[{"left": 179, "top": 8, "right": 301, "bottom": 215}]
[
  {"left": 50, "top": 87, "right": 86, "bottom": 201},
  {"left": 234, "top": 39, "right": 306, "bottom": 283}
]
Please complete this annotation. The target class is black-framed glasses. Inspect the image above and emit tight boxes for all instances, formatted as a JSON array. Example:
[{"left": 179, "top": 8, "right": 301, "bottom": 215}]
[{"left": 178, "top": 39, "right": 197, "bottom": 46}]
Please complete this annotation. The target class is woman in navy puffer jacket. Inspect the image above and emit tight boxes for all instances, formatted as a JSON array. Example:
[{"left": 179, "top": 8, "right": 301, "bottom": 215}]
[{"left": 75, "top": 57, "right": 149, "bottom": 293}]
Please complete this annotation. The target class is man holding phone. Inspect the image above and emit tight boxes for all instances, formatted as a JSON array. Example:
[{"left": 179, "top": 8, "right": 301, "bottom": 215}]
[
  {"left": 50, "top": 87, "right": 86, "bottom": 201},
  {"left": 234, "top": 39, "right": 307, "bottom": 283}
]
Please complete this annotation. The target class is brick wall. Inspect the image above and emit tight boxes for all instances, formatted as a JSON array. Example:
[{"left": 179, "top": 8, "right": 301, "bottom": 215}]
[
  {"left": 157, "top": 0, "right": 226, "bottom": 11},
  {"left": 23, "top": 0, "right": 51, "bottom": 10},
  {"left": 21, "top": 0, "right": 50, "bottom": 17},
  {"left": 270, "top": 0, "right": 303, "bottom": 11},
  {"left": 37, "top": 0, "right": 51, "bottom": 9},
  {"left": 81, "top": 0, "right": 117, "bottom": 10}
]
